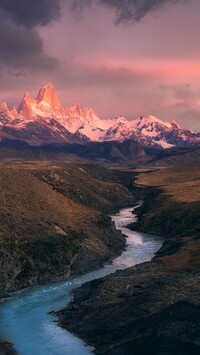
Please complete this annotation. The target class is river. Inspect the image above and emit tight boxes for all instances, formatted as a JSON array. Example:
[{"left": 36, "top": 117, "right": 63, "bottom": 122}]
[{"left": 0, "top": 204, "right": 163, "bottom": 355}]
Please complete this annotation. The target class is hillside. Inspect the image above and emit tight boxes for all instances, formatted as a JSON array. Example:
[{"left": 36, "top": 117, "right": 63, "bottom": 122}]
[
  {"left": 0, "top": 162, "right": 135, "bottom": 294},
  {"left": 57, "top": 165, "right": 200, "bottom": 354},
  {"left": 1, "top": 141, "right": 200, "bottom": 168},
  {"left": 0, "top": 139, "right": 146, "bottom": 166},
  {"left": 144, "top": 147, "right": 200, "bottom": 167}
]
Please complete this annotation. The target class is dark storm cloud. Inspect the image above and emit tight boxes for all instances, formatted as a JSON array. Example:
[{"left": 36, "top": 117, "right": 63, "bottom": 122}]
[
  {"left": 0, "top": 0, "right": 61, "bottom": 73},
  {"left": 99, "top": 0, "right": 189, "bottom": 23},
  {"left": 72, "top": 0, "right": 189, "bottom": 23},
  {"left": 0, "top": 0, "right": 61, "bottom": 28}
]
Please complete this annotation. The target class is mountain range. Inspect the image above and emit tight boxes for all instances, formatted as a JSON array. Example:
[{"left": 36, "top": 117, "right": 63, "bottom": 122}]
[{"left": 0, "top": 83, "right": 199, "bottom": 149}]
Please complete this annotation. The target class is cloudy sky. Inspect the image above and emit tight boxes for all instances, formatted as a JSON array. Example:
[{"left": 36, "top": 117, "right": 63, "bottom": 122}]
[{"left": 0, "top": 0, "right": 200, "bottom": 131}]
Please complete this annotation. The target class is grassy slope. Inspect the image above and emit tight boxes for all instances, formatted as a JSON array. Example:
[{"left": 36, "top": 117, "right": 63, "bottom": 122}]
[
  {"left": 57, "top": 165, "right": 200, "bottom": 354},
  {"left": 0, "top": 162, "right": 135, "bottom": 294},
  {"left": 146, "top": 148, "right": 200, "bottom": 168},
  {"left": 133, "top": 166, "right": 200, "bottom": 270}
]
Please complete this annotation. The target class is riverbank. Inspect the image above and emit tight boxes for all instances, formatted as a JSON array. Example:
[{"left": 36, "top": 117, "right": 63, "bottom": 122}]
[
  {"left": 0, "top": 163, "right": 139, "bottom": 354},
  {"left": 0, "top": 340, "right": 16, "bottom": 355},
  {"left": 0, "top": 206, "right": 162, "bottom": 355},
  {"left": 57, "top": 165, "right": 200, "bottom": 354},
  {"left": 0, "top": 162, "right": 137, "bottom": 296}
]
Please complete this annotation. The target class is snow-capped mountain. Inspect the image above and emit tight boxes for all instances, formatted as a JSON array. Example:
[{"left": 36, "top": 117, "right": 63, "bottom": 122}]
[{"left": 0, "top": 83, "right": 199, "bottom": 148}]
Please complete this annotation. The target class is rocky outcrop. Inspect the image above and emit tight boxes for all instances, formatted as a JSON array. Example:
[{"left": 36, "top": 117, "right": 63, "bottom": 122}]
[
  {"left": 0, "top": 340, "right": 16, "bottom": 355},
  {"left": 57, "top": 264, "right": 200, "bottom": 354}
]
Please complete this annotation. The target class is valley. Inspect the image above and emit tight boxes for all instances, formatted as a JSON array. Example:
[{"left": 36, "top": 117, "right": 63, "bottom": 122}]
[
  {"left": 0, "top": 161, "right": 136, "bottom": 296},
  {"left": 0, "top": 83, "right": 199, "bottom": 354},
  {"left": 57, "top": 165, "right": 200, "bottom": 354},
  {"left": 0, "top": 206, "right": 163, "bottom": 355},
  {"left": 0, "top": 149, "right": 199, "bottom": 354},
  {"left": 1, "top": 0, "right": 200, "bottom": 353}
]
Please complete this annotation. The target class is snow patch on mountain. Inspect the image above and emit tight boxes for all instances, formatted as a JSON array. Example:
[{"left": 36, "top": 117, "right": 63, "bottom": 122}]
[{"left": 0, "top": 83, "right": 199, "bottom": 148}]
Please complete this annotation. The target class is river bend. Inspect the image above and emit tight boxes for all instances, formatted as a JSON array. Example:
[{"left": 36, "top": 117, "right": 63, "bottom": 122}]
[{"left": 0, "top": 205, "right": 163, "bottom": 355}]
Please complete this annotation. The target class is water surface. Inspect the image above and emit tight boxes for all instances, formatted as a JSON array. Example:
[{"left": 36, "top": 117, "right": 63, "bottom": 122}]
[{"left": 0, "top": 205, "right": 163, "bottom": 355}]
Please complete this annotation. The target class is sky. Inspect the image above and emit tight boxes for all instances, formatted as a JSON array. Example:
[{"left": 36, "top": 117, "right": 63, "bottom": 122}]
[{"left": 0, "top": 0, "right": 200, "bottom": 131}]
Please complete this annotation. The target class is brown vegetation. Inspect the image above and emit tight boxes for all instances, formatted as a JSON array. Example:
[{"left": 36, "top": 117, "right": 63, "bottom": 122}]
[
  {"left": 58, "top": 164, "right": 200, "bottom": 354},
  {"left": 0, "top": 162, "right": 135, "bottom": 294}
]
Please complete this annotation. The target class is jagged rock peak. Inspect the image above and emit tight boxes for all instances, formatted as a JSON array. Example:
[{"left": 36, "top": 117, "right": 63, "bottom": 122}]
[
  {"left": 10, "top": 106, "right": 18, "bottom": 116},
  {"left": 0, "top": 102, "right": 9, "bottom": 112},
  {"left": 115, "top": 116, "right": 127, "bottom": 123},
  {"left": 170, "top": 120, "right": 181, "bottom": 130},
  {"left": 18, "top": 91, "right": 34, "bottom": 111},
  {"left": 22, "top": 91, "right": 33, "bottom": 102},
  {"left": 36, "top": 83, "right": 61, "bottom": 108}
]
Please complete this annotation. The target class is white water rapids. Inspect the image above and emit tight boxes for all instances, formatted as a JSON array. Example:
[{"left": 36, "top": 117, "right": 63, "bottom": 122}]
[{"left": 0, "top": 205, "right": 163, "bottom": 355}]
